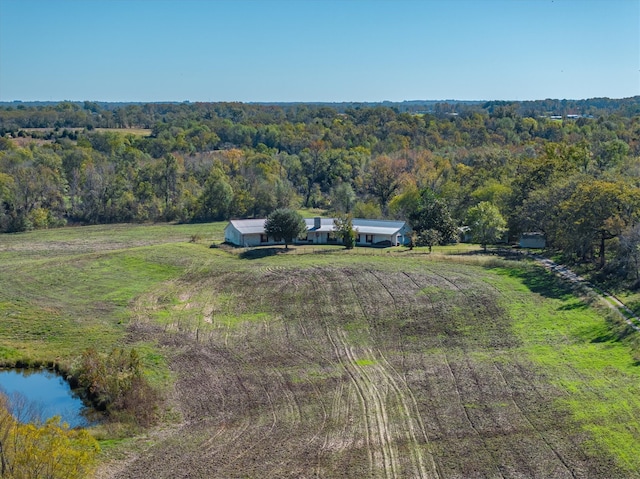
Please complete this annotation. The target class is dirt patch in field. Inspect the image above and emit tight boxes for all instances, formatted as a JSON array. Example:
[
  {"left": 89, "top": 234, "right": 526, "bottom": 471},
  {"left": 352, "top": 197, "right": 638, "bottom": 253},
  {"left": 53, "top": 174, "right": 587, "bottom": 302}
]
[{"left": 101, "top": 264, "right": 630, "bottom": 478}]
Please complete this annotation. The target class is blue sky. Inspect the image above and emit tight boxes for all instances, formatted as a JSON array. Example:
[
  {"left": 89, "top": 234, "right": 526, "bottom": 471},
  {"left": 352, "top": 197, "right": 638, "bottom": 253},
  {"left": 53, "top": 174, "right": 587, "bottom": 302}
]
[{"left": 0, "top": 0, "right": 638, "bottom": 102}]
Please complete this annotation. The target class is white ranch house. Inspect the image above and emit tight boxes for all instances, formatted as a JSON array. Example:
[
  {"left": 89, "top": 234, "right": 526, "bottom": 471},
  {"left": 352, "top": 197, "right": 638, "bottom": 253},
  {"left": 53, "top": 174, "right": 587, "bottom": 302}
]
[{"left": 224, "top": 217, "right": 411, "bottom": 248}]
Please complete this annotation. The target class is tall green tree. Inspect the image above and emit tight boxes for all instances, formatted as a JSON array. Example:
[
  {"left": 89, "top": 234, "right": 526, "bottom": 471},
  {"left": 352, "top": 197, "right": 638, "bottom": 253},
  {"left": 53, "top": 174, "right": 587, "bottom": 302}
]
[
  {"left": 330, "top": 182, "right": 357, "bottom": 213},
  {"left": 559, "top": 180, "right": 640, "bottom": 267},
  {"left": 466, "top": 201, "right": 507, "bottom": 251},
  {"left": 195, "top": 168, "right": 234, "bottom": 221},
  {"left": 366, "top": 155, "right": 403, "bottom": 213},
  {"left": 408, "top": 188, "right": 457, "bottom": 244},
  {"left": 333, "top": 213, "right": 356, "bottom": 249},
  {"left": 617, "top": 224, "right": 640, "bottom": 280},
  {"left": 264, "top": 208, "right": 307, "bottom": 249}
]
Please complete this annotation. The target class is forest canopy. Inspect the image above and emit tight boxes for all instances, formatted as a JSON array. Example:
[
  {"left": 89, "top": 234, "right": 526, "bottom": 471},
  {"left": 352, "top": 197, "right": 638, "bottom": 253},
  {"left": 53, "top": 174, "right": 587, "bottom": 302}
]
[{"left": 1, "top": 98, "right": 639, "bottom": 277}]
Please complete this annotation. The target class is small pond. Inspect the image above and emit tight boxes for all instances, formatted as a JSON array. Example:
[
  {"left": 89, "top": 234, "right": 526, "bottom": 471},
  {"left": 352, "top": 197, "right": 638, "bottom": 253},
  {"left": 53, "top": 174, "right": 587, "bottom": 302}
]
[{"left": 0, "top": 369, "right": 98, "bottom": 428}]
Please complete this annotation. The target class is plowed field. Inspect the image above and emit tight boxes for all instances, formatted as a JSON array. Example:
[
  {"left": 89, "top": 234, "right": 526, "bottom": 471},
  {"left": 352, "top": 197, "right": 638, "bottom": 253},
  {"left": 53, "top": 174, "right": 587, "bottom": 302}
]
[{"left": 99, "top": 249, "right": 637, "bottom": 479}]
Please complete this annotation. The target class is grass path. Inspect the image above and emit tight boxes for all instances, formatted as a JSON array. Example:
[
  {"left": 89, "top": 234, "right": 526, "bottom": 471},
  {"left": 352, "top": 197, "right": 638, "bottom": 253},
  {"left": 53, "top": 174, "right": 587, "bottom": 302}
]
[{"left": 535, "top": 255, "right": 640, "bottom": 330}]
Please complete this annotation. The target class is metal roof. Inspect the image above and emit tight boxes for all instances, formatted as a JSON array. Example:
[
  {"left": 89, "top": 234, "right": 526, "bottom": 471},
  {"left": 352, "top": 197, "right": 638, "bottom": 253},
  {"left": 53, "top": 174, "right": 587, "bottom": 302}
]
[
  {"left": 229, "top": 218, "right": 408, "bottom": 236},
  {"left": 305, "top": 218, "right": 335, "bottom": 232},
  {"left": 228, "top": 219, "right": 266, "bottom": 235},
  {"left": 352, "top": 218, "right": 407, "bottom": 235}
]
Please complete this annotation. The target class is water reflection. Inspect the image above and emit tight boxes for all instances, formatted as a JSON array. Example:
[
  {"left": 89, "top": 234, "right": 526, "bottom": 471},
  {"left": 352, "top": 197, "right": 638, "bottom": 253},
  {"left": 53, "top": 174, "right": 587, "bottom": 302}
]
[{"left": 0, "top": 369, "right": 97, "bottom": 428}]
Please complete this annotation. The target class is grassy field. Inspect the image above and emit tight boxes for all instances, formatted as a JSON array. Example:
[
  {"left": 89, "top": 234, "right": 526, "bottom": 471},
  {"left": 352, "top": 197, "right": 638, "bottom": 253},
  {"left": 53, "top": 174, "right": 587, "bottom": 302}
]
[
  {"left": 1, "top": 223, "right": 639, "bottom": 478},
  {"left": 0, "top": 223, "right": 221, "bottom": 364}
]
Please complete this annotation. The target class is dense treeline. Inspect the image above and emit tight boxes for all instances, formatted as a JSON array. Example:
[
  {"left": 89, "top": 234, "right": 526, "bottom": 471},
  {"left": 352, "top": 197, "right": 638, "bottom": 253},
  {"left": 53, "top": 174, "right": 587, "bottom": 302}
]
[
  {"left": 1, "top": 96, "right": 639, "bottom": 130},
  {"left": 1, "top": 100, "right": 639, "bottom": 278}
]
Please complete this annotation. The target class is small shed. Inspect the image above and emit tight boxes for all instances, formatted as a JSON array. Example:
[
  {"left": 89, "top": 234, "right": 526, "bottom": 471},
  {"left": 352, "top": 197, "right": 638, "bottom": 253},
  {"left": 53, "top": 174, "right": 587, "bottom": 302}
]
[
  {"left": 519, "top": 232, "right": 546, "bottom": 249},
  {"left": 458, "top": 226, "right": 472, "bottom": 243}
]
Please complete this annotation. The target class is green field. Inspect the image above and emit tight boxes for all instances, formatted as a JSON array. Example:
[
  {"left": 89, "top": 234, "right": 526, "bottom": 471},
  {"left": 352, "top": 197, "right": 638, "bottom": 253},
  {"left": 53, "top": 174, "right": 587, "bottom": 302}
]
[{"left": 1, "top": 223, "right": 639, "bottom": 478}]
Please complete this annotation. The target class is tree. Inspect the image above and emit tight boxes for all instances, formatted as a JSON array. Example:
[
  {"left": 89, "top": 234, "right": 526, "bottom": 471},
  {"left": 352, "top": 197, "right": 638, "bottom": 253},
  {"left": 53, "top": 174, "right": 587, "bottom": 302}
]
[
  {"left": 594, "top": 139, "right": 629, "bottom": 172},
  {"left": 559, "top": 180, "right": 640, "bottom": 267},
  {"left": 264, "top": 208, "right": 307, "bottom": 249},
  {"left": 0, "top": 393, "right": 99, "bottom": 479},
  {"left": 617, "top": 224, "right": 640, "bottom": 281},
  {"left": 408, "top": 188, "right": 457, "bottom": 244},
  {"left": 157, "top": 153, "right": 179, "bottom": 212},
  {"left": 74, "top": 347, "right": 158, "bottom": 427},
  {"left": 195, "top": 168, "right": 234, "bottom": 221},
  {"left": 366, "top": 155, "right": 403, "bottom": 213},
  {"left": 515, "top": 176, "right": 579, "bottom": 248},
  {"left": 466, "top": 201, "right": 507, "bottom": 251},
  {"left": 388, "top": 184, "right": 420, "bottom": 220},
  {"left": 329, "top": 182, "right": 356, "bottom": 213},
  {"left": 333, "top": 214, "right": 356, "bottom": 249},
  {"left": 416, "top": 229, "right": 442, "bottom": 253},
  {"left": 353, "top": 200, "right": 382, "bottom": 219},
  {"left": 300, "top": 141, "right": 329, "bottom": 207}
]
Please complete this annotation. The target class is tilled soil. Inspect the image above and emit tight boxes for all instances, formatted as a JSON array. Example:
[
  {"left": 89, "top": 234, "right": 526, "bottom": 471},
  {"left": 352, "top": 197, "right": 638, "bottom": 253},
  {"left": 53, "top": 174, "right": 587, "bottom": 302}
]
[{"left": 102, "top": 263, "right": 629, "bottom": 479}]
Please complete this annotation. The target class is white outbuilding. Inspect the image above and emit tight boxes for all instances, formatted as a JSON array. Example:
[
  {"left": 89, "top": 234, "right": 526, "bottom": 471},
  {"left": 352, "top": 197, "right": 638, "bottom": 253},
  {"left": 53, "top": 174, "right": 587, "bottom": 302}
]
[{"left": 518, "top": 232, "right": 546, "bottom": 249}]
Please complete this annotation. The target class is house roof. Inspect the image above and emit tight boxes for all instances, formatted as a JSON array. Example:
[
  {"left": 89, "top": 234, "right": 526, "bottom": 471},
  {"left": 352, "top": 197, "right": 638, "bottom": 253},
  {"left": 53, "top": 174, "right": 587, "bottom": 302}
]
[
  {"left": 228, "top": 219, "right": 266, "bottom": 235},
  {"left": 304, "top": 218, "right": 335, "bottom": 232},
  {"left": 229, "top": 218, "right": 408, "bottom": 236},
  {"left": 351, "top": 218, "right": 407, "bottom": 235}
]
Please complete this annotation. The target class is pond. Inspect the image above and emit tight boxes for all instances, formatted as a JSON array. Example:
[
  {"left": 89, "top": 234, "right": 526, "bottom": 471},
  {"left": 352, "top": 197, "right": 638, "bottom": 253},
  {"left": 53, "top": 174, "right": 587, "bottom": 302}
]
[{"left": 0, "top": 369, "right": 97, "bottom": 428}]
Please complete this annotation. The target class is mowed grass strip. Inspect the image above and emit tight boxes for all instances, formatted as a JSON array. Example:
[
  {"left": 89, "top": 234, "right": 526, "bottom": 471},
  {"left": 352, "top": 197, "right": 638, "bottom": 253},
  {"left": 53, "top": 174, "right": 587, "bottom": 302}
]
[{"left": 490, "top": 264, "right": 640, "bottom": 473}]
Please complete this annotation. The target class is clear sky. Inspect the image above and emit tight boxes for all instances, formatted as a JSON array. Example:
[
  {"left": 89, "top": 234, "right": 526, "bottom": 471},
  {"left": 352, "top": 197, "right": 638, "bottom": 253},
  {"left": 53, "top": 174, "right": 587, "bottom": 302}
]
[{"left": 0, "top": 0, "right": 638, "bottom": 102}]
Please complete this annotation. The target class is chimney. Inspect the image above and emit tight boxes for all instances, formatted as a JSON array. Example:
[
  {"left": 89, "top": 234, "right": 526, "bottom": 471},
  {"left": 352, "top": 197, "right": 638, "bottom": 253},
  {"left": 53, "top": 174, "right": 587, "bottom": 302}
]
[{"left": 314, "top": 217, "right": 321, "bottom": 229}]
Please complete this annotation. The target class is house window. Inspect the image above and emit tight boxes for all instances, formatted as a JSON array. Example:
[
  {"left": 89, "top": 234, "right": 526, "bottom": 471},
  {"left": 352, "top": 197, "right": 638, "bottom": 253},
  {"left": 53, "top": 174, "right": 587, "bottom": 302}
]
[
  {"left": 356, "top": 234, "right": 361, "bottom": 243},
  {"left": 260, "top": 234, "right": 268, "bottom": 243},
  {"left": 328, "top": 232, "right": 338, "bottom": 243},
  {"left": 366, "top": 234, "right": 373, "bottom": 243}
]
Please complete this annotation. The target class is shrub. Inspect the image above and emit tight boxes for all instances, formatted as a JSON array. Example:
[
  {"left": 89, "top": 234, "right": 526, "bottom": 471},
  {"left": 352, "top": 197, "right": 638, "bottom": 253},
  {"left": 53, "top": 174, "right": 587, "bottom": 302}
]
[{"left": 73, "top": 348, "right": 160, "bottom": 427}]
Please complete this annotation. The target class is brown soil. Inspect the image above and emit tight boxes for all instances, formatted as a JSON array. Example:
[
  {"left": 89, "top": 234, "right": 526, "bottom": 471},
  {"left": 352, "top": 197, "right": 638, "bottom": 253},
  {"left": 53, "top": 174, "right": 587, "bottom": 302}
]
[{"left": 100, "top": 264, "right": 629, "bottom": 479}]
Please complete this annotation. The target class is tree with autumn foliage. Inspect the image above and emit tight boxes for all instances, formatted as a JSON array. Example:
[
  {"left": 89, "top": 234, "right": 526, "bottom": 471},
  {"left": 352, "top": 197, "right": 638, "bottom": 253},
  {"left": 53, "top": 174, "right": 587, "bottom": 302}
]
[
  {"left": 0, "top": 393, "right": 99, "bottom": 479},
  {"left": 558, "top": 180, "right": 640, "bottom": 267}
]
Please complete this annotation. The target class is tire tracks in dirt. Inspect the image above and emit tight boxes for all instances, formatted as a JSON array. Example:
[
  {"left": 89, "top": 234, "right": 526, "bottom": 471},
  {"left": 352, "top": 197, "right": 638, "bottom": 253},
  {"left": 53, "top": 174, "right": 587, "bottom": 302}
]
[
  {"left": 491, "top": 361, "right": 578, "bottom": 478},
  {"left": 401, "top": 270, "right": 507, "bottom": 477},
  {"left": 415, "top": 264, "right": 577, "bottom": 477},
  {"left": 437, "top": 342, "right": 506, "bottom": 479},
  {"left": 367, "top": 271, "right": 441, "bottom": 478},
  {"left": 347, "top": 270, "right": 439, "bottom": 478},
  {"left": 323, "top": 323, "right": 377, "bottom": 476}
]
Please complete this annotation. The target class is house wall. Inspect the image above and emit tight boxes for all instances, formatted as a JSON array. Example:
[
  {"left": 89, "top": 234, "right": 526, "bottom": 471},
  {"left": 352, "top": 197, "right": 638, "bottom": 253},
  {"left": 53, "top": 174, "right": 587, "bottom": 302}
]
[
  {"left": 397, "top": 225, "right": 412, "bottom": 245},
  {"left": 225, "top": 220, "right": 412, "bottom": 248},
  {"left": 301, "top": 232, "right": 338, "bottom": 245},
  {"left": 224, "top": 225, "right": 241, "bottom": 245},
  {"left": 294, "top": 233, "right": 315, "bottom": 245},
  {"left": 519, "top": 237, "right": 546, "bottom": 248},
  {"left": 242, "top": 233, "right": 266, "bottom": 247},
  {"left": 224, "top": 226, "right": 271, "bottom": 247},
  {"left": 356, "top": 233, "right": 396, "bottom": 246}
]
